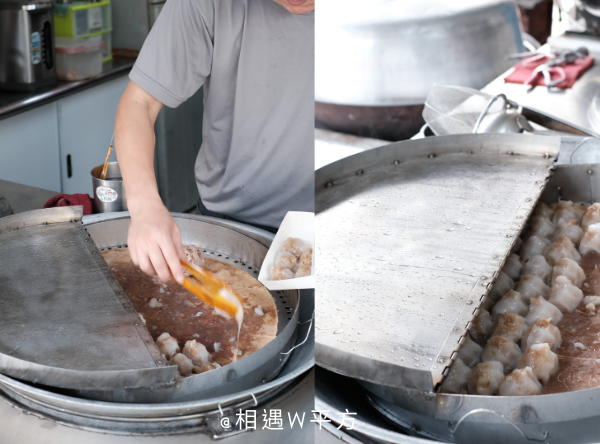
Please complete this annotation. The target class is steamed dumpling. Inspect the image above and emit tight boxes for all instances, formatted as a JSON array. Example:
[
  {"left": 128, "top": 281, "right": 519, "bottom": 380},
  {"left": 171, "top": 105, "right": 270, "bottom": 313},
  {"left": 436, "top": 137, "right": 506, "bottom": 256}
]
[
  {"left": 547, "top": 275, "right": 584, "bottom": 313},
  {"left": 521, "top": 318, "right": 562, "bottom": 352},
  {"left": 551, "top": 200, "right": 581, "bottom": 224},
  {"left": 580, "top": 223, "right": 600, "bottom": 256},
  {"left": 274, "top": 251, "right": 298, "bottom": 270},
  {"left": 488, "top": 272, "right": 514, "bottom": 302},
  {"left": 282, "top": 237, "right": 307, "bottom": 257},
  {"left": 516, "top": 343, "right": 559, "bottom": 384},
  {"left": 544, "top": 235, "right": 581, "bottom": 266},
  {"left": 183, "top": 340, "right": 211, "bottom": 365},
  {"left": 533, "top": 202, "right": 554, "bottom": 219},
  {"left": 550, "top": 257, "right": 585, "bottom": 287},
  {"left": 490, "top": 313, "right": 528, "bottom": 343},
  {"left": 299, "top": 248, "right": 313, "bottom": 267},
  {"left": 457, "top": 335, "right": 483, "bottom": 367},
  {"left": 481, "top": 336, "right": 522, "bottom": 370},
  {"left": 467, "top": 361, "right": 505, "bottom": 396},
  {"left": 169, "top": 353, "right": 194, "bottom": 377},
  {"left": 491, "top": 290, "right": 528, "bottom": 321},
  {"left": 525, "top": 296, "right": 564, "bottom": 326},
  {"left": 581, "top": 203, "right": 600, "bottom": 231},
  {"left": 156, "top": 332, "right": 180, "bottom": 360},
  {"left": 529, "top": 215, "right": 555, "bottom": 239},
  {"left": 503, "top": 253, "right": 524, "bottom": 280},
  {"left": 520, "top": 235, "right": 551, "bottom": 261},
  {"left": 470, "top": 308, "right": 494, "bottom": 344},
  {"left": 515, "top": 274, "right": 550, "bottom": 303},
  {"left": 440, "top": 359, "right": 471, "bottom": 394},
  {"left": 271, "top": 266, "right": 294, "bottom": 280},
  {"left": 498, "top": 367, "right": 541, "bottom": 396},
  {"left": 522, "top": 255, "right": 552, "bottom": 283},
  {"left": 552, "top": 219, "right": 583, "bottom": 246}
]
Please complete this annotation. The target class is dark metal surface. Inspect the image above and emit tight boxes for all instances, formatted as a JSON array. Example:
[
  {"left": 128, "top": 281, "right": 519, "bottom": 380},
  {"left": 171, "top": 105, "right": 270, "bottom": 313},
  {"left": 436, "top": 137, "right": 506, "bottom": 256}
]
[
  {"left": 315, "top": 102, "right": 425, "bottom": 142},
  {"left": 522, "top": 107, "right": 599, "bottom": 137},
  {"left": 0, "top": 193, "right": 12, "bottom": 217},
  {"left": 0, "top": 208, "right": 172, "bottom": 389},
  {"left": 0, "top": 57, "right": 133, "bottom": 121}
]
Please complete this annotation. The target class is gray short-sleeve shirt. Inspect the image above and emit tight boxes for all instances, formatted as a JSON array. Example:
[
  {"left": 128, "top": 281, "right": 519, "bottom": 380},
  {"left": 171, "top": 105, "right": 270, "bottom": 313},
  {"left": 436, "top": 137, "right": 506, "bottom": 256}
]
[{"left": 130, "top": 0, "right": 314, "bottom": 228}]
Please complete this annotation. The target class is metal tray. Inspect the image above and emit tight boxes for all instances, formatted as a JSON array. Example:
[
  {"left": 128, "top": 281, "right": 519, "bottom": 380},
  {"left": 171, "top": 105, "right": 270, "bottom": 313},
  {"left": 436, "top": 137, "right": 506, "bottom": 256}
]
[
  {"left": 315, "top": 133, "right": 561, "bottom": 391},
  {"left": 0, "top": 207, "right": 175, "bottom": 390},
  {"left": 354, "top": 165, "right": 600, "bottom": 444}
]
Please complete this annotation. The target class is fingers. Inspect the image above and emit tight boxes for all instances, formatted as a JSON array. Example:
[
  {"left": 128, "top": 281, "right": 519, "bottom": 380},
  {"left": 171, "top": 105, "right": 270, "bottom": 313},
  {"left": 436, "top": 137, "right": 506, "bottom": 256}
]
[
  {"left": 171, "top": 224, "right": 185, "bottom": 258},
  {"left": 128, "top": 233, "right": 139, "bottom": 266},
  {"left": 126, "top": 207, "right": 184, "bottom": 283},
  {"left": 137, "top": 251, "right": 157, "bottom": 277},
  {"left": 163, "top": 240, "right": 184, "bottom": 284},
  {"left": 148, "top": 245, "right": 173, "bottom": 282}
]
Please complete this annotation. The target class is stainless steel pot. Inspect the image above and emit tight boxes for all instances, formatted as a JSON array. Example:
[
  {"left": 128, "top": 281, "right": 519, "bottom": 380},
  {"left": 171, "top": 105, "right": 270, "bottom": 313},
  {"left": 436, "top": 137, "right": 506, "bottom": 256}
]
[
  {"left": 315, "top": 0, "right": 524, "bottom": 140},
  {"left": 91, "top": 162, "right": 128, "bottom": 213}
]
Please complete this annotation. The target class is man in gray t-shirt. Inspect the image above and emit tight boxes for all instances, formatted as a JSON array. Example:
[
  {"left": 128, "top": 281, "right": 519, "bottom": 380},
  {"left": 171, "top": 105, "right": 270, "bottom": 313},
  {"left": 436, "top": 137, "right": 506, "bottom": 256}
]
[{"left": 114, "top": 0, "right": 314, "bottom": 283}]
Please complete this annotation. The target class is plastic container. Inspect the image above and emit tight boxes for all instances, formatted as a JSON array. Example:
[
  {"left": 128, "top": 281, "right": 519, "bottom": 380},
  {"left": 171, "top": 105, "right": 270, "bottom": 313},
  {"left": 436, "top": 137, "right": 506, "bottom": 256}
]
[
  {"left": 55, "top": 36, "right": 105, "bottom": 81},
  {"left": 54, "top": 1, "right": 112, "bottom": 38},
  {"left": 100, "top": 30, "right": 112, "bottom": 62}
]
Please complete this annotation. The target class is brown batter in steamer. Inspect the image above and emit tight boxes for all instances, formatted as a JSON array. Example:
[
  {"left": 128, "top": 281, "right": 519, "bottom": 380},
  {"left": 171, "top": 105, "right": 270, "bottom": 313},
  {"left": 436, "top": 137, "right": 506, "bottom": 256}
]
[
  {"left": 101, "top": 249, "right": 277, "bottom": 367},
  {"left": 544, "top": 251, "right": 600, "bottom": 394}
]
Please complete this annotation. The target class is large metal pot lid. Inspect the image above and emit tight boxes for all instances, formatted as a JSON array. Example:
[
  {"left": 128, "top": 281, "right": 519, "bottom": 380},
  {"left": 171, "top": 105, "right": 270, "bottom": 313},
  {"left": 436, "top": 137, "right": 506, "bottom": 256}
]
[
  {"left": 315, "top": 133, "right": 561, "bottom": 391},
  {"left": 0, "top": 207, "right": 175, "bottom": 390},
  {"left": 318, "top": 0, "right": 513, "bottom": 26}
]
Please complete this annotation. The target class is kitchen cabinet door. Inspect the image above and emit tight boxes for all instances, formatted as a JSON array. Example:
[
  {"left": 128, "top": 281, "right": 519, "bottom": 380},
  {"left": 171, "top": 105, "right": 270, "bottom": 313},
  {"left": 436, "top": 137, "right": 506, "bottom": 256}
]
[
  {"left": 58, "top": 76, "right": 129, "bottom": 195},
  {"left": 0, "top": 102, "right": 61, "bottom": 192}
]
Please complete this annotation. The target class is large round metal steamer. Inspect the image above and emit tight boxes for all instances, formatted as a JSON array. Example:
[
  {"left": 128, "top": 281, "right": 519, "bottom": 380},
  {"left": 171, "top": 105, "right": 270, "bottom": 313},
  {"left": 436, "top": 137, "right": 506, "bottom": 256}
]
[
  {"left": 0, "top": 211, "right": 313, "bottom": 439},
  {"left": 315, "top": 134, "right": 600, "bottom": 444}
]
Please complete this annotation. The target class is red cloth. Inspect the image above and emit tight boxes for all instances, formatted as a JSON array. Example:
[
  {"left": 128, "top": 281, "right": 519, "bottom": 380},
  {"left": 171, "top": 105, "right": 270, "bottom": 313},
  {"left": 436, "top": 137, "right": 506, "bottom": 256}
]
[
  {"left": 43, "top": 193, "right": 93, "bottom": 215},
  {"left": 504, "top": 55, "right": 594, "bottom": 89}
]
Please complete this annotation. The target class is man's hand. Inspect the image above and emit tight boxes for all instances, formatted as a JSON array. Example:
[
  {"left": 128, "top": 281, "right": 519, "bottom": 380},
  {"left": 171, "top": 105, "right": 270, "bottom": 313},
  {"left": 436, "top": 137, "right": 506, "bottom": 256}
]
[
  {"left": 115, "top": 81, "right": 185, "bottom": 283},
  {"left": 127, "top": 198, "right": 185, "bottom": 283}
]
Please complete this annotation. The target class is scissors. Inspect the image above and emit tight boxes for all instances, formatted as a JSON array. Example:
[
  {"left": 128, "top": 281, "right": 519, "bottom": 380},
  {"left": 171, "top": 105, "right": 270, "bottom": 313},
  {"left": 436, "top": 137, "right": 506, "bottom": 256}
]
[
  {"left": 522, "top": 47, "right": 588, "bottom": 91},
  {"left": 523, "top": 54, "right": 566, "bottom": 90}
]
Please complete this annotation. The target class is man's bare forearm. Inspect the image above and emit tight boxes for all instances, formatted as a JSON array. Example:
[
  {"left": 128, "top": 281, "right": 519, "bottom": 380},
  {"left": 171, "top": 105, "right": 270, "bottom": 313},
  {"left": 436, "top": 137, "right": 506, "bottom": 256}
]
[{"left": 114, "top": 81, "right": 164, "bottom": 216}]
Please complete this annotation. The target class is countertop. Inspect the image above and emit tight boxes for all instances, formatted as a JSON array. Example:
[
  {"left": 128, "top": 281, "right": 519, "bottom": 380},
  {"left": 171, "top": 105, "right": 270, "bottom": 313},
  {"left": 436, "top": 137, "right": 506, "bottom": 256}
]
[
  {"left": 482, "top": 35, "right": 600, "bottom": 137},
  {"left": 0, "top": 57, "right": 134, "bottom": 122},
  {"left": 0, "top": 179, "right": 58, "bottom": 215}
]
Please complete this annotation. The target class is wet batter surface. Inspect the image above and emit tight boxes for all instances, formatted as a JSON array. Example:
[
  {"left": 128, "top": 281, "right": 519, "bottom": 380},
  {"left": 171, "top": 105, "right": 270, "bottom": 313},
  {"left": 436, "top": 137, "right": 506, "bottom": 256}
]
[
  {"left": 544, "top": 251, "right": 600, "bottom": 394},
  {"left": 101, "top": 249, "right": 277, "bottom": 367}
]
